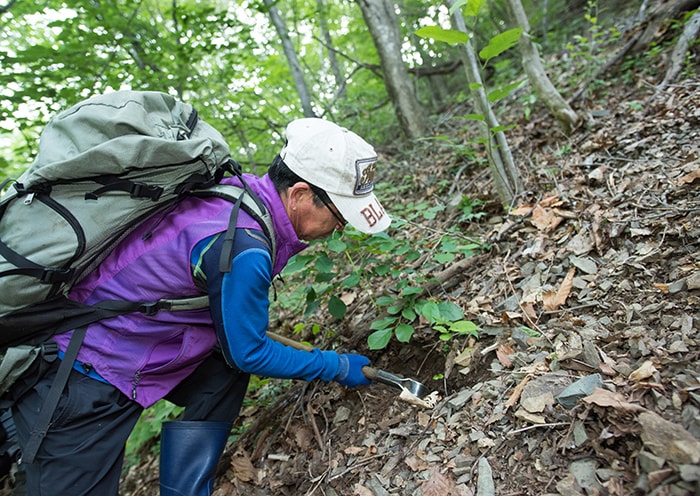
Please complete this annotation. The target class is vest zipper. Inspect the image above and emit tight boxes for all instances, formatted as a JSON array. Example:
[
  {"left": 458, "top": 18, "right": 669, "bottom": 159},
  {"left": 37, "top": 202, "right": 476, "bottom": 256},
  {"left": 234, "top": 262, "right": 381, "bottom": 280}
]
[{"left": 132, "top": 370, "right": 141, "bottom": 400}]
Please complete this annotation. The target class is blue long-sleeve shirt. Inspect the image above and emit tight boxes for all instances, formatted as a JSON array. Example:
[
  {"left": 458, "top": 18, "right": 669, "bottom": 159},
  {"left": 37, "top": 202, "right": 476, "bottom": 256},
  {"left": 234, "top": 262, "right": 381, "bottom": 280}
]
[{"left": 191, "top": 228, "right": 340, "bottom": 382}]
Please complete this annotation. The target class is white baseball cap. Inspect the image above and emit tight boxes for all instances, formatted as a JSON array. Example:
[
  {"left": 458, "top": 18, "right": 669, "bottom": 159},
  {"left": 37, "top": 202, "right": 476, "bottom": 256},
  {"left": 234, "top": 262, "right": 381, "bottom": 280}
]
[{"left": 280, "top": 118, "right": 391, "bottom": 234}]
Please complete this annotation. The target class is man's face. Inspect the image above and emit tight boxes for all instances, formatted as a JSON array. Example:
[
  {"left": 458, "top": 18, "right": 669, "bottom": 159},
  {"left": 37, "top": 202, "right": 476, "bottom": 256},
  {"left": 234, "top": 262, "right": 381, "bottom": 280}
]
[{"left": 286, "top": 183, "right": 347, "bottom": 241}]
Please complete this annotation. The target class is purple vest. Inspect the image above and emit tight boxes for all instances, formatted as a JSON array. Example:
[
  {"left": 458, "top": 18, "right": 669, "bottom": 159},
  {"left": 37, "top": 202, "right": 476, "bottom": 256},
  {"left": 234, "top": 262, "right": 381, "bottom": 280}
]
[{"left": 54, "top": 174, "right": 307, "bottom": 407}]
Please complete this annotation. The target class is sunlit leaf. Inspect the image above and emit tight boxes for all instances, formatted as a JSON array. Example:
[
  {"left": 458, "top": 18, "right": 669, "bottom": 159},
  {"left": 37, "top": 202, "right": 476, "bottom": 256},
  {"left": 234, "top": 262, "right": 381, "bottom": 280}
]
[
  {"left": 327, "top": 238, "right": 347, "bottom": 253},
  {"left": 487, "top": 80, "right": 526, "bottom": 102},
  {"left": 375, "top": 296, "right": 395, "bottom": 307},
  {"left": 401, "top": 286, "right": 423, "bottom": 297},
  {"left": 283, "top": 254, "right": 314, "bottom": 274},
  {"left": 479, "top": 28, "right": 523, "bottom": 61},
  {"left": 415, "top": 26, "right": 468, "bottom": 45},
  {"left": 315, "top": 253, "right": 334, "bottom": 272},
  {"left": 420, "top": 301, "right": 440, "bottom": 323},
  {"left": 450, "top": 320, "right": 480, "bottom": 335},
  {"left": 435, "top": 252, "right": 454, "bottom": 264},
  {"left": 342, "top": 272, "right": 361, "bottom": 288}
]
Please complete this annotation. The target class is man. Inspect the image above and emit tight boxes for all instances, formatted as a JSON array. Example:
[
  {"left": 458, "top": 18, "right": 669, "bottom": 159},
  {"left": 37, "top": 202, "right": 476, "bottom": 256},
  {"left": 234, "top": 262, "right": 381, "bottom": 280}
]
[{"left": 10, "top": 118, "right": 391, "bottom": 495}]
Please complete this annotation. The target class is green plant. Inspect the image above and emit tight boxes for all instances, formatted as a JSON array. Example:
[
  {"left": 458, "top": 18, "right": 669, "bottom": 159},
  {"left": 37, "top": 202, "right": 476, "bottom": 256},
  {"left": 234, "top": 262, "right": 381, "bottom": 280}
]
[
  {"left": 419, "top": 299, "right": 480, "bottom": 342},
  {"left": 368, "top": 296, "right": 480, "bottom": 350},
  {"left": 457, "top": 196, "right": 486, "bottom": 223},
  {"left": 125, "top": 400, "right": 184, "bottom": 466},
  {"left": 272, "top": 188, "right": 488, "bottom": 352},
  {"left": 565, "top": 0, "right": 621, "bottom": 93}
]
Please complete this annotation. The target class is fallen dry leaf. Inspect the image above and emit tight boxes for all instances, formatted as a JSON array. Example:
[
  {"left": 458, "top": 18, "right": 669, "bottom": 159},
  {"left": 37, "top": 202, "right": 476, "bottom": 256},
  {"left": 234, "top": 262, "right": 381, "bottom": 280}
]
[
  {"left": 343, "top": 446, "right": 365, "bottom": 456},
  {"left": 505, "top": 374, "right": 532, "bottom": 410},
  {"left": 420, "top": 467, "right": 456, "bottom": 496},
  {"left": 531, "top": 204, "right": 565, "bottom": 231},
  {"left": 629, "top": 360, "right": 658, "bottom": 382},
  {"left": 496, "top": 342, "right": 515, "bottom": 368},
  {"left": 653, "top": 282, "right": 669, "bottom": 294},
  {"left": 543, "top": 267, "right": 575, "bottom": 311},
  {"left": 582, "top": 388, "right": 646, "bottom": 412},
  {"left": 353, "top": 484, "right": 374, "bottom": 496},
  {"left": 230, "top": 449, "right": 258, "bottom": 484},
  {"left": 404, "top": 454, "right": 429, "bottom": 471},
  {"left": 677, "top": 168, "right": 700, "bottom": 185}
]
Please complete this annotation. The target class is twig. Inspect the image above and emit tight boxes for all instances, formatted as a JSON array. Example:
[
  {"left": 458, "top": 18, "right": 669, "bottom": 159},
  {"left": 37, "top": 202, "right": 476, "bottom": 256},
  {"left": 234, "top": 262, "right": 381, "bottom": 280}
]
[
  {"left": 506, "top": 422, "right": 570, "bottom": 435},
  {"left": 306, "top": 401, "right": 326, "bottom": 456},
  {"left": 326, "top": 452, "right": 393, "bottom": 482}
]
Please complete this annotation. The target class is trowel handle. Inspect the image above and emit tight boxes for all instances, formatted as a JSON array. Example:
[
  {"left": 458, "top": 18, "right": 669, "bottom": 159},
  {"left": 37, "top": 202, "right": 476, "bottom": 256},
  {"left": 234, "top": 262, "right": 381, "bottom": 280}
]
[
  {"left": 362, "top": 366, "right": 379, "bottom": 380},
  {"left": 362, "top": 367, "right": 405, "bottom": 393}
]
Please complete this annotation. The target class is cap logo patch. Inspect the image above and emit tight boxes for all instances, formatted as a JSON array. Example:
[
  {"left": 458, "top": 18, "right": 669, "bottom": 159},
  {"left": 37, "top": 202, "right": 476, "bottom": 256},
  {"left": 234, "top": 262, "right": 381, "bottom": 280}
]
[{"left": 355, "top": 158, "right": 376, "bottom": 195}]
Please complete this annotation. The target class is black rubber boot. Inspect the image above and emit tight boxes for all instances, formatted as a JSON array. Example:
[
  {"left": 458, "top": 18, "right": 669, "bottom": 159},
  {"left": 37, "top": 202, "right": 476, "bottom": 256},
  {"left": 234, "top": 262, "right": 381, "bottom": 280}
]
[{"left": 159, "top": 421, "right": 230, "bottom": 496}]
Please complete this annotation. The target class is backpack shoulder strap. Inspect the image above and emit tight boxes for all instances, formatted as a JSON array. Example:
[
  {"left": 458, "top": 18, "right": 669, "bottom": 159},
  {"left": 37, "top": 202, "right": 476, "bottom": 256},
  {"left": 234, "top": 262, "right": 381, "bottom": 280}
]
[{"left": 189, "top": 183, "right": 277, "bottom": 271}]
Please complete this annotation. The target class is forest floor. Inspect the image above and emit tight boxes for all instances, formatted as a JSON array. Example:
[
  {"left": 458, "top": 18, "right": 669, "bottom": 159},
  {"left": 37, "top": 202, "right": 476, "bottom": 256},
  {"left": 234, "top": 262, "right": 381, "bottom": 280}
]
[{"left": 120, "top": 65, "right": 700, "bottom": 494}]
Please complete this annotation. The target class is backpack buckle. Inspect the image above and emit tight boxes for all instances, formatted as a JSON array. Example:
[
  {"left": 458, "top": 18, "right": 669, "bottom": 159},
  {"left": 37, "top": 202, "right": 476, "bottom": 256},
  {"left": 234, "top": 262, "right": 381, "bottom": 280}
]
[
  {"left": 139, "top": 302, "right": 160, "bottom": 316},
  {"left": 40, "top": 268, "right": 72, "bottom": 284},
  {"left": 40, "top": 341, "right": 59, "bottom": 362},
  {"left": 130, "top": 183, "right": 163, "bottom": 201}
]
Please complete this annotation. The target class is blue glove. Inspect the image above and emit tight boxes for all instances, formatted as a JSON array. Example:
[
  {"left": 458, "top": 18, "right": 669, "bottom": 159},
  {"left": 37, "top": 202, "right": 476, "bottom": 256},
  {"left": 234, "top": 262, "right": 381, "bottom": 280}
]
[{"left": 335, "top": 354, "right": 372, "bottom": 387}]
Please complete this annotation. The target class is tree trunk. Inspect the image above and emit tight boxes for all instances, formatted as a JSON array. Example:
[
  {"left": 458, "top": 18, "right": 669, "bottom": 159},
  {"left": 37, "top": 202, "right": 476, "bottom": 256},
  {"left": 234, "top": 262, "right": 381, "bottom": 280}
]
[
  {"left": 356, "top": 0, "right": 430, "bottom": 139},
  {"left": 448, "top": 1, "right": 523, "bottom": 208},
  {"left": 263, "top": 0, "right": 316, "bottom": 117},
  {"left": 659, "top": 8, "right": 700, "bottom": 89},
  {"left": 631, "top": 0, "right": 700, "bottom": 53},
  {"left": 505, "top": 0, "right": 579, "bottom": 133}
]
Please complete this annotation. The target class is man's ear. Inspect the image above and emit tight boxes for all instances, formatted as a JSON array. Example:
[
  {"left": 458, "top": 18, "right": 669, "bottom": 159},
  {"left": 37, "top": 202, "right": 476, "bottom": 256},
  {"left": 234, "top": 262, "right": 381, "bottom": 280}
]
[{"left": 287, "top": 182, "right": 312, "bottom": 207}]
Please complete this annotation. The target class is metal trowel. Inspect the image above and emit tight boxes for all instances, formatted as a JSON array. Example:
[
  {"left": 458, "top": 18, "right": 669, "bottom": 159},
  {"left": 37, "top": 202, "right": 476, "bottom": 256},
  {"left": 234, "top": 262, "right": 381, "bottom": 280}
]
[{"left": 266, "top": 331, "right": 431, "bottom": 400}]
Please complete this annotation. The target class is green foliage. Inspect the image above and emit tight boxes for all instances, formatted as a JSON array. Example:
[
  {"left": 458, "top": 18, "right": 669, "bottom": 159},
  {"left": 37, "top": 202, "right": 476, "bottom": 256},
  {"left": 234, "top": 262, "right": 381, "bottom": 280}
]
[
  {"left": 419, "top": 300, "right": 480, "bottom": 342},
  {"left": 0, "top": 0, "right": 396, "bottom": 177},
  {"left": 564, "top": 0, "right": 621, "bottom": 94},
  {"left": 274, "top": 187, "right": 487, "bottom": 352},
  {"left": 125, "top": 400, "right": 184, "bottom": 466},
  {"left": 414, "top": 5, "right": 524, "bottom": 162},
  {"left": 415, "top": 26, "right": 468, "bottom": 45},
  {"left": 478, "top": 28, "right": 523, "bottom": 63},
  {"left": 457, "top": 196, "right": 486, "bottom": 223}
]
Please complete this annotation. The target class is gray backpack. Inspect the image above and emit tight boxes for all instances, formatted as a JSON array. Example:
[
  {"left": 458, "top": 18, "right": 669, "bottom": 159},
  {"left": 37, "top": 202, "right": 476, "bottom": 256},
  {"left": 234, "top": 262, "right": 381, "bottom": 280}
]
[
  {"left": 0, "top": 90, "right": 275, "bottom": 343},
  {"left": 0, "top": 92, "right": 275, "bottom": 461}
]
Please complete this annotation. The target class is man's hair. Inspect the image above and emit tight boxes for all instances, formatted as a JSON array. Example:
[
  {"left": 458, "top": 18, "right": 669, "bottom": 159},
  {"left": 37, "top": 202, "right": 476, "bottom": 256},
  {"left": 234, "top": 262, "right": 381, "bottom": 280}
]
[{"left": 268, "top": 154, "right": 329, "bottom": 207}]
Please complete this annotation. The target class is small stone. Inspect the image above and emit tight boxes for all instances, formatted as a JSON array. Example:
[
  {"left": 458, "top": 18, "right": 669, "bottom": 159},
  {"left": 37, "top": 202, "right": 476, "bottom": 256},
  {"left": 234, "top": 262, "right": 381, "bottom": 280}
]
[
  {"left": 556, "top": 374, "right": 604, "bottom": 409},
  {"left": 333, "top": 406, "right": 351, "bottom": 424},
  {"left": 637, "top": 450, "right": 665, "bottom": 472},
  {"left": 687, "top": 272, "right": 700, "bottom": 290}
]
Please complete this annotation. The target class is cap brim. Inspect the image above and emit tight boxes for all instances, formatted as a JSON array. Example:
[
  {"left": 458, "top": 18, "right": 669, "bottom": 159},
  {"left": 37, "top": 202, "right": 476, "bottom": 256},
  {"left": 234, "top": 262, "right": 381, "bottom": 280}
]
[{"left": 328, "top": 191, "right": 391, "bottom": 234}]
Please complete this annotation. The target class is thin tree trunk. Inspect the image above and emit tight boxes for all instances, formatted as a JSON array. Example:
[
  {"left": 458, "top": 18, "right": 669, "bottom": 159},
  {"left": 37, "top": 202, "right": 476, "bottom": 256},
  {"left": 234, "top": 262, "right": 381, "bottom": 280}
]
[
  {"left": 505, "top": 0, "right": 579, "bottom": 133},
  {"left": 448, "top": 1, "right": 523, "bottom": 208},
  {"left": 263, "top": 0, "right": 316, "bottom": 117},
  {"left": 356, "top": 0, "right": 430, "bottom": 139},
  {"left": 659, "top": 8, "right": 700, "bottom": 89}
]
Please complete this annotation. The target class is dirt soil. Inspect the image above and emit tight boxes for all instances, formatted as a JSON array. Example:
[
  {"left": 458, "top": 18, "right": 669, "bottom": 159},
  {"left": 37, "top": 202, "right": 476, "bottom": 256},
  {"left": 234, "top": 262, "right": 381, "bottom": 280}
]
[{"left": 121, "top": 69, "right": 700, "bottom": 495}]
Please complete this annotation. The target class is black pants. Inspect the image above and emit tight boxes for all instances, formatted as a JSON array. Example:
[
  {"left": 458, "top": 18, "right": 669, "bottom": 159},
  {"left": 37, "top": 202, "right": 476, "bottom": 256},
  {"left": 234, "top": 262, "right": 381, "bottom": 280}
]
[{"left": 11, "top": 352, "right": 250, "bottom": 496}]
